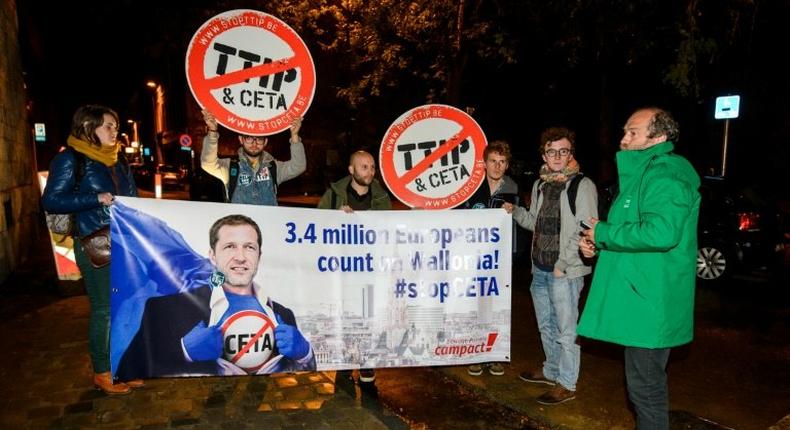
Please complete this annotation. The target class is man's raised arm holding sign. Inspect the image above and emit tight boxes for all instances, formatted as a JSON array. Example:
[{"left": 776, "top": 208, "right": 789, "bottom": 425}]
[{"left": 200, "top": 109, "right": 305, "bottom": 206}]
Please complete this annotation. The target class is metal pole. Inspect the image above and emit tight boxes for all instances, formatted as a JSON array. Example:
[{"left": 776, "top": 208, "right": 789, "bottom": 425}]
[{"left": 721, "top": 119, "right": 730, "bottom": 177}]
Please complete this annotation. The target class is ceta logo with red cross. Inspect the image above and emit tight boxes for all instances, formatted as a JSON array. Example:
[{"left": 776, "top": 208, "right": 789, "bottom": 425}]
[
  {"left": 379, "top": 105, "right": 488, "bottom": 209},
  {"left": 221, "top": 310, "right": 276, "bottom": 373},
  {"left": 185, "top": 9, "right": 315, "bottom": 136}
]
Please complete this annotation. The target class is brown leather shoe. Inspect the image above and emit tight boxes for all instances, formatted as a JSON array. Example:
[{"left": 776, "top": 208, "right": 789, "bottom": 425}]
[
  {"left": 124, "top": 379, "right": 145, "bottom": 389},
  {"left": 536, "top": 384, "right": 576, "bottom": 405},
  {"left": 93, "top": 372, "right": 131, "bottom": 395},
  {"left": 518, "top": 369, "right": 555, "bottom": 386}
]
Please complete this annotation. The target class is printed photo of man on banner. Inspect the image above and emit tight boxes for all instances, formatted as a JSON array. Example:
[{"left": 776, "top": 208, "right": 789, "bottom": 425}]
[{"left": 110, "top": 197, "right": 511, "bottom": 380}]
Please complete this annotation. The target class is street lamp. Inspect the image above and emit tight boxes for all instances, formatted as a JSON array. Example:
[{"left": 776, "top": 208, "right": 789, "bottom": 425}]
[
  {"left": 146, "top": 80, "right": 166, "bottom": 199},
  {"left": 127, "top": 119, "right": 140, "bottom": 145},
  {"left": 126, "top": 119, "right": 142, "bottom": 164},
  {"left": 146, "top": 80, "right": 167, "bottom": 137}
]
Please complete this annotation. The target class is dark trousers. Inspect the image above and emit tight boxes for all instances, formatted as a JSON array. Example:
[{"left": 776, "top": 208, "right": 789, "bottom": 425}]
[
  {"left": 624, "top": 346, "right": 670, "bottom": 430},
  {"left": 74, "top": 242, "right": 111, "bottom": 373}
]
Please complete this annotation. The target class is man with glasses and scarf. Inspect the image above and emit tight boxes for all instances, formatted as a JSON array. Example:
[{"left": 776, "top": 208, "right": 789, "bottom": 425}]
[
  {"left": 200, "top": 109, "right": 305, "bottom": 205},
  {"left": 502, "top": 127, "right": 597, "bottom": 405}
]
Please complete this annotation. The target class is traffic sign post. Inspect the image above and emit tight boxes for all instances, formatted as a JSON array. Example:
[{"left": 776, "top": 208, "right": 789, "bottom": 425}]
[
  {"left": 379, "top": 105, "right": 488, "bottom": 209},
  {"left": 715, "top": 95, "right": 740, "bottom": 177},
  {"left": 185, "top": 9, "right": 316, "bottom": 136},
  {"left": 179, "top": 134, "right": 193, "bottom": 147}
]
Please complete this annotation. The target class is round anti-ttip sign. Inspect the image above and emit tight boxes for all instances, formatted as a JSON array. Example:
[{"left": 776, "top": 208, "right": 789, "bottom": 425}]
[
  {"left": 221, "top": 310, "right": 276, "bottom": 373},
  {"left": 186, "top": 9, "right": 315, "bottom": 136},
  {"left": 380, "top": 105, "right": 487, "bottom": 209}
]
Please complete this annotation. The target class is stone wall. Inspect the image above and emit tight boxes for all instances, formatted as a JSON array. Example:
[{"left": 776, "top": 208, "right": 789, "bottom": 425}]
[{"left": 0, "top": 0, "right": 43, "bottom": 284}]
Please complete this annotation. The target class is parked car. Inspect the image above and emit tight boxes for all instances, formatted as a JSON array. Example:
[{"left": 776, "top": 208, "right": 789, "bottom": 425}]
[
  {"left": 696, "top": 176, "right": 784, "bottom": 282},
  {"left": 158, "top": 164, "right": 186, "bottom": 190},
  {"left": 130, "top": 164, "right": 154, "bottom": 190}
]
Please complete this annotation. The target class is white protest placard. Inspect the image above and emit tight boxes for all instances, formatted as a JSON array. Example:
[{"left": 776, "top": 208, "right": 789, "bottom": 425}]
[
  {"left": 379, "top": 105, "right": 488, "bottom": 209},
  {"left": 185, "top": 9, "right": 315, "bottom": 135}
]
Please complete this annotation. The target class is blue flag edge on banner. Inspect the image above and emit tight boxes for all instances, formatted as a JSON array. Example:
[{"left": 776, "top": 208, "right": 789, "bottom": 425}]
[{"left": 109, "top": 201, "right": 214, "bottom": 375}]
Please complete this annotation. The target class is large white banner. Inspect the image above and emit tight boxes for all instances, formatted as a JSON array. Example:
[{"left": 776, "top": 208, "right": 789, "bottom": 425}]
[{"left": 110, "top": 197, "right": 511, "bottom": 378}]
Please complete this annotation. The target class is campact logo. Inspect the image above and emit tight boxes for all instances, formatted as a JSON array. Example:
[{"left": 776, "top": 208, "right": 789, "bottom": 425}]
[{"left": 434, "top": 333, "right": 498, "bottom": 357}]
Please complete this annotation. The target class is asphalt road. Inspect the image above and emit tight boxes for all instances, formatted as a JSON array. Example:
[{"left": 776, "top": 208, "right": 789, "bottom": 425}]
[{"left": 365, "top": 267, "right": 788, "bottom": 430}]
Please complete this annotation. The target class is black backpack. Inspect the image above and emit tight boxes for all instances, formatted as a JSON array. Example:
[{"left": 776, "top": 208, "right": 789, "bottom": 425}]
[
  {"left": 537, "top": 173, "right": 618, "bottom": 220},
  {"left": 226, "top": 159, "right": 277, "bottom": 203}
]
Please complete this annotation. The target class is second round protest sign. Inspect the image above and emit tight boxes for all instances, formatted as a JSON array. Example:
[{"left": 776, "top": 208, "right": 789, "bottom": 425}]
[
  {"left": 185, "top": 9, "right": 315, "bottom": 136},
  {"left": 379, "top": 105, "right": 488, "bottom": 209}
]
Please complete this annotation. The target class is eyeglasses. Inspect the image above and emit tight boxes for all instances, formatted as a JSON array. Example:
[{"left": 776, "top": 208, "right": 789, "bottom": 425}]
[
  {"left": 544, "top": 148, "right": 572, "bottom": 158},
  {"left": 241, "top": 136, "right": 266, "bottom": 145}
]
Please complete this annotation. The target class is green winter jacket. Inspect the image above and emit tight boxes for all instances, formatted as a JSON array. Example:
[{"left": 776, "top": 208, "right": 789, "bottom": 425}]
[
  {"left": 577, "top": 141, "right": 700, "bottom": 348},
  {"left": 317, "top": 176, "right": 392, "bottom": 210}
]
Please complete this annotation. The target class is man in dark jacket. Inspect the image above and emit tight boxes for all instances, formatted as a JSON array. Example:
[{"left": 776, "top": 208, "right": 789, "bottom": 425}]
[
  {"left": 317, "top": 150, "right": 391, "bottom": 390},
  {"left": 117, "top": 214, "right": 315, "bottom": 379},
  {"left": 461, "top": 140, "right": 517, "bottom": 377},
  {"left": 318, "top": 150, "right": 391, "bottom": 212}
]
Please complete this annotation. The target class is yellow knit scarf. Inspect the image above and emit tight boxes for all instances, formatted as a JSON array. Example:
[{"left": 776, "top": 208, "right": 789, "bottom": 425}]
[{"left": 67, "top": 135, "right": 119, "bottom": 167}]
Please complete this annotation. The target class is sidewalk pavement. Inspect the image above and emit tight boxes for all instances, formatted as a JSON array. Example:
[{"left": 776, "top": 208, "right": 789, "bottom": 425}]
[
  {"left": 0, "top": 234, "right": 408, "bottom": 430},
  {"left": 2, "top": 228, "right": 788, "bottom": 429},
  {"left": 0, "top": 294, "right": 413, "bottom": 430}
]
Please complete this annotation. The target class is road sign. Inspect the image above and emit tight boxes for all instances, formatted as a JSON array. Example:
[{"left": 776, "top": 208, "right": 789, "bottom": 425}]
[
  {"left": 185, "top": 9, "right": 316, "bottom": 136},
  {"left": 34, "top": 123, "right": 46, "bottom": 142},
  {"left": 179, "top": 134, "right": 193, "bottom": 147},
  {"left": 715, "top": 95, "right": 740, "bottom": 119},
  {"left": 379, "top": 105, "right": 488, "bottom": 209}
]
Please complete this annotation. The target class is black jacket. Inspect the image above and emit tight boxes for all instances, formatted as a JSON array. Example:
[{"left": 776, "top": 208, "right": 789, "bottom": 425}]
[{"left": 116, "top": 286, "right": 315, "bottom": 379}]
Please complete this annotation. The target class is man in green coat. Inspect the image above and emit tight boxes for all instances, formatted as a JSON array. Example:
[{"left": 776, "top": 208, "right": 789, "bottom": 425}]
[{"left": 578, "top": 108, "right": 700, "bottom": 430}]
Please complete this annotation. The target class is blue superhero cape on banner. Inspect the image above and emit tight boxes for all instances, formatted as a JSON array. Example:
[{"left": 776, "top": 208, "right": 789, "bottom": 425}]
[{"left": 109, "top": 201, "right": 214, "bottom": 372}]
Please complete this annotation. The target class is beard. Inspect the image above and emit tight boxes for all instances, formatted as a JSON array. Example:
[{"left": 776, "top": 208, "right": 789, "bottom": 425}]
[
  {"left": 242, "top": 147, "right": 264, "bottom": 158},
  {"left": 352, "top": 172, "right": 373, "bottom": 187}
]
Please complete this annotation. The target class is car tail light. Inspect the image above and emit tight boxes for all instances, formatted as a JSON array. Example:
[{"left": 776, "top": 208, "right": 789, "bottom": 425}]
[{"left": 737, "top": 212, "right": 760, "bottom": 231}]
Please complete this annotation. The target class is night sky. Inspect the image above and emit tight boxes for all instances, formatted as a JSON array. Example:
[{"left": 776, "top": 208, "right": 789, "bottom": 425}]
[{"left": 17, "top": 1, "right": 790, "bottom": 195}]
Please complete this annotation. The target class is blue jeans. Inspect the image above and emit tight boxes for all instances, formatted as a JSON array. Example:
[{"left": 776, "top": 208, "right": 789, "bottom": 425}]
[
  {"left": 625, "top": 347, "right": 670, "bottom": 430},
  {"left": 530, "top": 269, "right": 583, "bottom": 390}
]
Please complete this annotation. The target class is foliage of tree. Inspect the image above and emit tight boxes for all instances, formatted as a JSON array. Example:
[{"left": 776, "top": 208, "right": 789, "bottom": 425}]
[{"left": 262, "top": 0, "right": 518, "bottom": 108}]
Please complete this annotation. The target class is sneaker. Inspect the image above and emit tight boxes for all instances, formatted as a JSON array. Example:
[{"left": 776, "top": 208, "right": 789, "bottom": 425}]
[
  {"left": 536, "top": 384, "right": 576, "bottom": 405},
  {"left": 488, "top": 363, "right": 505, "bottom": 376},
  {"left": 359, "top": 369, "right": 376, "bottom": 382},
  {"left": 467, "top": 364, "right": 484, "bottom": 376},
  {"left": 518, "top": 369, "right": 555, "bottom": 386}
]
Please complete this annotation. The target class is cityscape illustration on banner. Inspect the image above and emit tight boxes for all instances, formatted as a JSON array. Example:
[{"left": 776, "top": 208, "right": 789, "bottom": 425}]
[
  {"left": 379, "top": 105, "right": 488, "bottom": 210},
  {"left": 185, "top": 9, "right": 316, "bottom": 136}
]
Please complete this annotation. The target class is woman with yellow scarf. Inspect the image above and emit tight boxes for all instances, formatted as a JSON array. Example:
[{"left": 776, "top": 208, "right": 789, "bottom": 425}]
[{"left": 42, "top": 105, "right": 141, "bottom": 395}]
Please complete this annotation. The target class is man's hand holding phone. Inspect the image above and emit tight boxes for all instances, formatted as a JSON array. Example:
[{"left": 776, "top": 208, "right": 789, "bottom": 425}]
[{"left": 579, "top": 218, "right": 598, "bottom": 258}]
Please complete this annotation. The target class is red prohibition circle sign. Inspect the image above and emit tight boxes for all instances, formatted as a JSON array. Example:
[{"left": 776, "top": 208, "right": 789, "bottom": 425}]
[
  {"left": 186, "top": 10, "right": 315, "bottom": 136},
  {"left": 379, "top": 105, "right": 488, "bottom": 209},
  {"left": 221, "top": 310, "right": 276, "bottom": 372}
]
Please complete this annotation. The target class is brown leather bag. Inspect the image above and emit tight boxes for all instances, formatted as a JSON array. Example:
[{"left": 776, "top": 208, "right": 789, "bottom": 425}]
[{"left": 80, "top": 226, "right": 111, "bottom": 268}]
